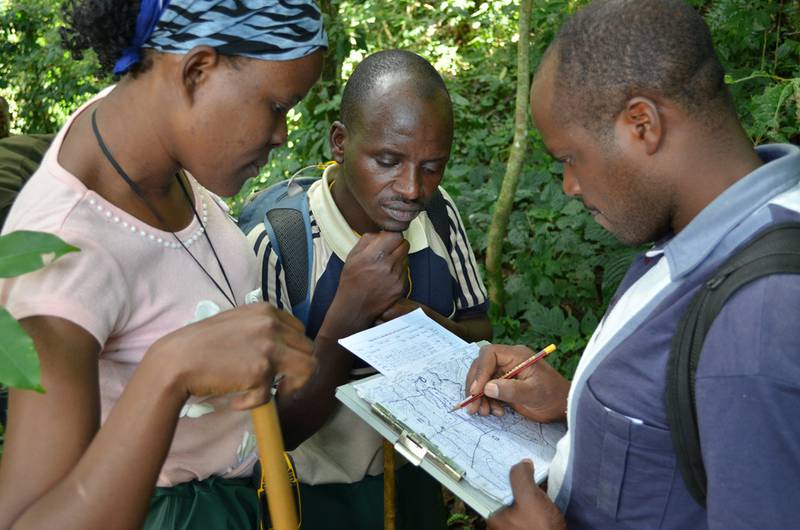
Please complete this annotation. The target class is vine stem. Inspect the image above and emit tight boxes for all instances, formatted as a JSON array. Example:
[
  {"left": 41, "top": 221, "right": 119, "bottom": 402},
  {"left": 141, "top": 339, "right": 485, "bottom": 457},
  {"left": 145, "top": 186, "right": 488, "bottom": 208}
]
[
  {"left": 728, "top": 72, "right": 789, "bottom": 85},
  {"left": 485, "top": 0, "right": 532, "bottom": 314},
  {"left": 773, "top": 0, "right": 784, "bottom": 75}
]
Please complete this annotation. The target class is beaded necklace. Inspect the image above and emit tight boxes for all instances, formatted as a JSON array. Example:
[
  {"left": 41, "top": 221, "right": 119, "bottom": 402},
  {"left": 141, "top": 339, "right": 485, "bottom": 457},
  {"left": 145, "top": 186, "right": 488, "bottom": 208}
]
[{"left": 90, "top": 108, "right": 237, "bottom": 308}]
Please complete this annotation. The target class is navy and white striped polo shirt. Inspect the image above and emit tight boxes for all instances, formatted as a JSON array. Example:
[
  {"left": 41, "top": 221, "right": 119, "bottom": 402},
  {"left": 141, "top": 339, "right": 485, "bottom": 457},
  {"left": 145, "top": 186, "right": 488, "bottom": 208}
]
[{"left": 247, "top": 163, "right": 488, "bottom": 484}]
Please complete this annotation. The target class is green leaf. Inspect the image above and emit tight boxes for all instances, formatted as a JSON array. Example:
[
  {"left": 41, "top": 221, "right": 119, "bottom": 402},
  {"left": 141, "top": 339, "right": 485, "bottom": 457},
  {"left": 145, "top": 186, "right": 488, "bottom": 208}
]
[
  {"left": 580, "top": 309, "right": 599, "bottom": 336},
  {"left": 562, "top": 199, "right": 584, "bottom": 216},
  {"left": 0, "top": 230, "right": 79, "bottom": 278},
  {"left": 563, "top": 314, "right": 580, "bottom": 336},
  {"left": 0, "top": 307, "right": 43, "bottom": 392},
  {"left": 450, "top": 93, "right": 470, "bottom": 107}
]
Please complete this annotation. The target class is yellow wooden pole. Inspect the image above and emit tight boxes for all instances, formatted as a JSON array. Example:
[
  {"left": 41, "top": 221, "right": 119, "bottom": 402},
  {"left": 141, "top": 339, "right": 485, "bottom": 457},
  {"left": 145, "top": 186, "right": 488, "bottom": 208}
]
[
  {"left": 383, "top": 440, "right": 397, "bottom": 530},
  {"left": 251, "top": 401, "right": 298, "bottom": 530}
]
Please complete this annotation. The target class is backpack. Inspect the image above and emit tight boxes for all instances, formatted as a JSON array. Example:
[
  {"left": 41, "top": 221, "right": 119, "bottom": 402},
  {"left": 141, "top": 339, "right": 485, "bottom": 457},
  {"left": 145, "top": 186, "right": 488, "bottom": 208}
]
[
  {"left": 666, "top": 222, "right": 800, "bottom": 507},
  {"left": 0, "top": 133, "right": 55, "bottom": 229},
  {"left": 238, "top": 171, "right": 454, "bottom": 326}
]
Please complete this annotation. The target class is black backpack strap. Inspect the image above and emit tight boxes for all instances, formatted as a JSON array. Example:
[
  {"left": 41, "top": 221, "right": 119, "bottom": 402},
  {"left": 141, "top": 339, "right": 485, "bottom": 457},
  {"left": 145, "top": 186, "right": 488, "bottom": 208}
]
[
  {"left": 426, "top": 188, "right": 453, "bottom": 255},
  {"left": 262, "top": 178, "right": 317, "bottom": 325},
  {"left": 667, "top": 222, "right": 800, "bottom": 507},
  {"left": 239, "top": 176, "right": 317, "bottom": 325},
  {"left": 266, "top": 207, "right": 311, "bottom": 306}
]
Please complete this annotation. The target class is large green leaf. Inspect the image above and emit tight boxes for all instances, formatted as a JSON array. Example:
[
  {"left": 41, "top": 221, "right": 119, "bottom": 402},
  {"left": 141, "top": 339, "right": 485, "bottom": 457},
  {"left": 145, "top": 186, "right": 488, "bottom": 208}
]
[
  {"left": 0, "top": 230, "right": 79, "bottom": 278},
  {"left": 0, "top": 307, "right": 43, "bottom": 392}
]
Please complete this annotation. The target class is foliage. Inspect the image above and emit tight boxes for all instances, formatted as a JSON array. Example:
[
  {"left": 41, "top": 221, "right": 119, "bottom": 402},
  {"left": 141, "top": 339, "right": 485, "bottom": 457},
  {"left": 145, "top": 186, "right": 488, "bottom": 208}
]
[
  {"left": 0, "top": 0, "right": 797, "bottom": 383},
  {"left": 0, "top": 0, "right": 106, "bottom": 134},
  {"left": 0, "top": 230, "right": 78, "bottom": 391},
  {"left": 691, "top": 0, "right": 800, "bottom": 144}
]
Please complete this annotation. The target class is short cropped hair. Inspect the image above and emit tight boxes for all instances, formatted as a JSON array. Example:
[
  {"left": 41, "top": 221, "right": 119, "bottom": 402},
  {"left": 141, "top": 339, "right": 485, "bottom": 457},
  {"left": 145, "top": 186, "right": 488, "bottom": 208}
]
[
  {"left": 340, "top": 50, "right": 451, "bottom": 133},
  {"left": 550, "top": 0, "right": 736, "bottom": 133}
]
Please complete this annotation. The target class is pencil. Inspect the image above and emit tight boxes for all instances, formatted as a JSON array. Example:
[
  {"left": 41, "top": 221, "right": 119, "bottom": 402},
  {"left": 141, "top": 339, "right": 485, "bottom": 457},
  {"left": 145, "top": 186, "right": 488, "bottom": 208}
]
[{"left": 449, "top": 344, "right": 557, "bottom": 412}]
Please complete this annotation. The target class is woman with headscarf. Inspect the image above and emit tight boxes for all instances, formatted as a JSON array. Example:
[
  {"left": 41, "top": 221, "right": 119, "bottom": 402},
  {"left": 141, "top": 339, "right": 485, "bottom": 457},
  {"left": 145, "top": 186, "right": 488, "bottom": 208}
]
[{"left": 0, "top": 1, "right": 327, "bottom": 528}]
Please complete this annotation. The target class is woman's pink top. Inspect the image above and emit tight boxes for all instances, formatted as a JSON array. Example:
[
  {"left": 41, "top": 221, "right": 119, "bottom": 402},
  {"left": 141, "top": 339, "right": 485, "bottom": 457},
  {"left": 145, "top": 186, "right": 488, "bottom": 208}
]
[{"left": 1, "top": 92, "right": 261, "bottom": 486}]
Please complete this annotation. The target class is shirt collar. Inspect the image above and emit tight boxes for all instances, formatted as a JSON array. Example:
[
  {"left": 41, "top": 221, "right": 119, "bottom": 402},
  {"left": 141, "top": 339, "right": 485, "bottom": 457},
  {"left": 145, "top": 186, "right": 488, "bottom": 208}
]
[
  {"left": 307, "top": 164, "right": 430, "bottom": 262},
  {"left": 664, "top": 143, "right": 800, "bottom": 278}
]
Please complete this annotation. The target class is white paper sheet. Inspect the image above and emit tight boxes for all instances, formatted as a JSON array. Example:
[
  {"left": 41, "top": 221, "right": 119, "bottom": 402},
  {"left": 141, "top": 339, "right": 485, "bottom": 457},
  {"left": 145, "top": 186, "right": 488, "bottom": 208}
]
[{"left": 338, "top": 308, "right": 468, "bottom": 376}]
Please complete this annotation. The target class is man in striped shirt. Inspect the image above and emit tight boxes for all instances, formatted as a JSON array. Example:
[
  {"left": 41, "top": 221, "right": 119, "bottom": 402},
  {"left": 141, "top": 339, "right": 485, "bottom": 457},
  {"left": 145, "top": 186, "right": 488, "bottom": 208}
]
[{"left": 248, "top": 50, "right": 491, "bottom": 530}]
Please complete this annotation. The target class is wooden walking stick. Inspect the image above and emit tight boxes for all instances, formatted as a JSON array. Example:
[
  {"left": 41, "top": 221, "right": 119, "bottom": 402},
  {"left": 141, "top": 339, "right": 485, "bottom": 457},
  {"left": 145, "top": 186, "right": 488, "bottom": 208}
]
[
  {"left": 252, "top": 400, "right": 298, "bottom": 530},
  {"left": 383, "top": 440, "right": 397, "bottom": 530}
]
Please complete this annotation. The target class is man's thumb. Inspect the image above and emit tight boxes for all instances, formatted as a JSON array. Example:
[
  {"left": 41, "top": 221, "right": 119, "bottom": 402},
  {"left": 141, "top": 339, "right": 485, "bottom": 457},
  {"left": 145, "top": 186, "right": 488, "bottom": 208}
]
[
  {"left": 484, "top": 378, "right": 521, "bottom": 403},
  {"left": 509, "top": 459, "right": 538, "bottom": 499}
]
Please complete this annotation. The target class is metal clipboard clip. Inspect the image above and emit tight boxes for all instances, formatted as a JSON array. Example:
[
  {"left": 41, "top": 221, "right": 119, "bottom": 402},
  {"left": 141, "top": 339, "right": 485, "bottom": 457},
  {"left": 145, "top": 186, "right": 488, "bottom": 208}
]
[{"left": 371, "top": 402, "right": 465, "bottom": 482}]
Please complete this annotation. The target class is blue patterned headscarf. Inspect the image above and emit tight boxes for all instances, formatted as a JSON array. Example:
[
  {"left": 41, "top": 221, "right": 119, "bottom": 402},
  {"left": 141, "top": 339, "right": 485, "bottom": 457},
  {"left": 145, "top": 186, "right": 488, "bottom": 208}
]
[{"left": 113, "top": 0, "right": 328, "bottom": 75}]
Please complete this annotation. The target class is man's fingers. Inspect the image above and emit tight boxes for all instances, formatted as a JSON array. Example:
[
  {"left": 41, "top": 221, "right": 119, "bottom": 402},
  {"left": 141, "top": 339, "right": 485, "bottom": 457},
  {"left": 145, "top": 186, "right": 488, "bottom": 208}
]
[
  {"left": 380, "top": 302, "right": 399, "bottom": 321},
  {"left": 490, "top": 400, "right": 505, "bottom": 417},
  {"left": 466, "top": 396, "right": 484, "bottom": 415},
  {"left": 465, "top": 360, "right": 479, "bottom": 397},
  {"left": 487, "top": 507, "right": 512, "bottom": 530},
  {"left": 508, "top": 459, "right": 538, "bottom": 501},
  {"left": 349, "top": 232, "right": 406, "bottom": 265},
  {"left": 484, "top": 378, "right": 530, "bottom": 405},
  {"left": 388, "top": 237, "right": 410, "bottom": 262},
  {"left": 467, "top": 346, "right": 501, "bottom": 397},
  {"left": 486, "top": 460, "right": 540, "bottom": 530},
  {"left": 478, "top": 396, "right": 491, "bottom": 416},
  {"left": 368, "top": 231, "right": 405, "bottom": 253},
  {"left": 349, "top": 231, "right": 392, "bottom": 256},
  {"left": 381, "top": 299, "right": 417, "bottom": 322},
  {"left": 349, "top": 232, "right": 375, "bottom": 253}
]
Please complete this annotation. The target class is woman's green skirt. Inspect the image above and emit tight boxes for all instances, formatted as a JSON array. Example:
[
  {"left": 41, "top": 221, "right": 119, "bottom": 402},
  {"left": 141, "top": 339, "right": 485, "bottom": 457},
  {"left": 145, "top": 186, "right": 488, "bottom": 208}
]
[
  {"left": 143, "top": 464, "right": 446, "bottom": 530},
  {"left": 144, "top": 476, "right": 260, "bottom": 530}
]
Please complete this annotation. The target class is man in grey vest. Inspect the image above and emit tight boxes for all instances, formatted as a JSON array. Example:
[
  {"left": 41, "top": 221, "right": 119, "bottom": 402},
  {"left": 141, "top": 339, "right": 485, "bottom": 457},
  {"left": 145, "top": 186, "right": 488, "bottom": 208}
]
[{"left": 466, "top": 1, "right": 800, "bottom": 528}]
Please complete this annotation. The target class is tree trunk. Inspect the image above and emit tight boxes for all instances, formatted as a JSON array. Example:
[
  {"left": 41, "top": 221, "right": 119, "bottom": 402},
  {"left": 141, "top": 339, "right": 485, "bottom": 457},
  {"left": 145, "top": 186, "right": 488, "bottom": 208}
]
[{"left": 484, "top": 0, "right": 532, "bottom": 314}]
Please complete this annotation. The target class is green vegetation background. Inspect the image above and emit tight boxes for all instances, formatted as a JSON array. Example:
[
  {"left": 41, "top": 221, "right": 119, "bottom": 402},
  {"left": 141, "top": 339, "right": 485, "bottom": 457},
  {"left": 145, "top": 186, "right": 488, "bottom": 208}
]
[{"left": 1, "top": 0, "right": 797, "bottom": 378}]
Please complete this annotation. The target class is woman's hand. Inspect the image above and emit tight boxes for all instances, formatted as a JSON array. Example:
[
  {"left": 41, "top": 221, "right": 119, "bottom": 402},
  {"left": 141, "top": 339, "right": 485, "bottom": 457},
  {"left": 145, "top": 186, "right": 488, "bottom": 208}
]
[{"left": 150, "top": 302, "right": 315, "bottom": 409}]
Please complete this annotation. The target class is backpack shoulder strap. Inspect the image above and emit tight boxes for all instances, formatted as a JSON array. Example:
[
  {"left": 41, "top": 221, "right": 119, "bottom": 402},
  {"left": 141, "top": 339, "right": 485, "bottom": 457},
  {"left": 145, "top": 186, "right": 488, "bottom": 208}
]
[
  {"left": 425, "top": 187, "right": 453, "bottom": 255},
  {"left": 239, "top": 176, "right": 318, "bottom": 325},
  {"left": 667, "top": 222, "right": 800, "bottom": 507}
]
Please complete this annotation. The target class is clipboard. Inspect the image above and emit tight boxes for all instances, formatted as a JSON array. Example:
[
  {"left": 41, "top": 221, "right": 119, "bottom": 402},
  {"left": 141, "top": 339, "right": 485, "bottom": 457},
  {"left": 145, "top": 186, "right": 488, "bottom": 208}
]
[{"left": 336, "top": 374, "right": 506, "bottom": 519}]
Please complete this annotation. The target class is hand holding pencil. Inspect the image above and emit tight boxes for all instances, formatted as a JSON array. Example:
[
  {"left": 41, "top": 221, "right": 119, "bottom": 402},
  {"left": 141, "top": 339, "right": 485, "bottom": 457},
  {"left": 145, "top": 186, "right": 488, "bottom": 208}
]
[
  {"left": 460, "top": 343, "right": 572, "bottom": 423},
  {"left": 452, "top": 344, "right": 556, "bottom": 412}
]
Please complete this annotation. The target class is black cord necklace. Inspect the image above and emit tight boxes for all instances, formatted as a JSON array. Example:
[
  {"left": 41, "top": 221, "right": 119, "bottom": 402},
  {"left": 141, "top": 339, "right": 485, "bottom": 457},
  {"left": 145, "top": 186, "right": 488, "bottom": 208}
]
[{"left": 90, "top": 108, "right": 237, "bottom": 308}]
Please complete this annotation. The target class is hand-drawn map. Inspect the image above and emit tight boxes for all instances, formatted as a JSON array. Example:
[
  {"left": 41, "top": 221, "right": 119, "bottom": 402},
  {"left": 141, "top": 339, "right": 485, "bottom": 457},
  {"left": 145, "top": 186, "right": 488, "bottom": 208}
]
[{"left": 356, "top": 346, "right": 566, "bottom": 504}]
